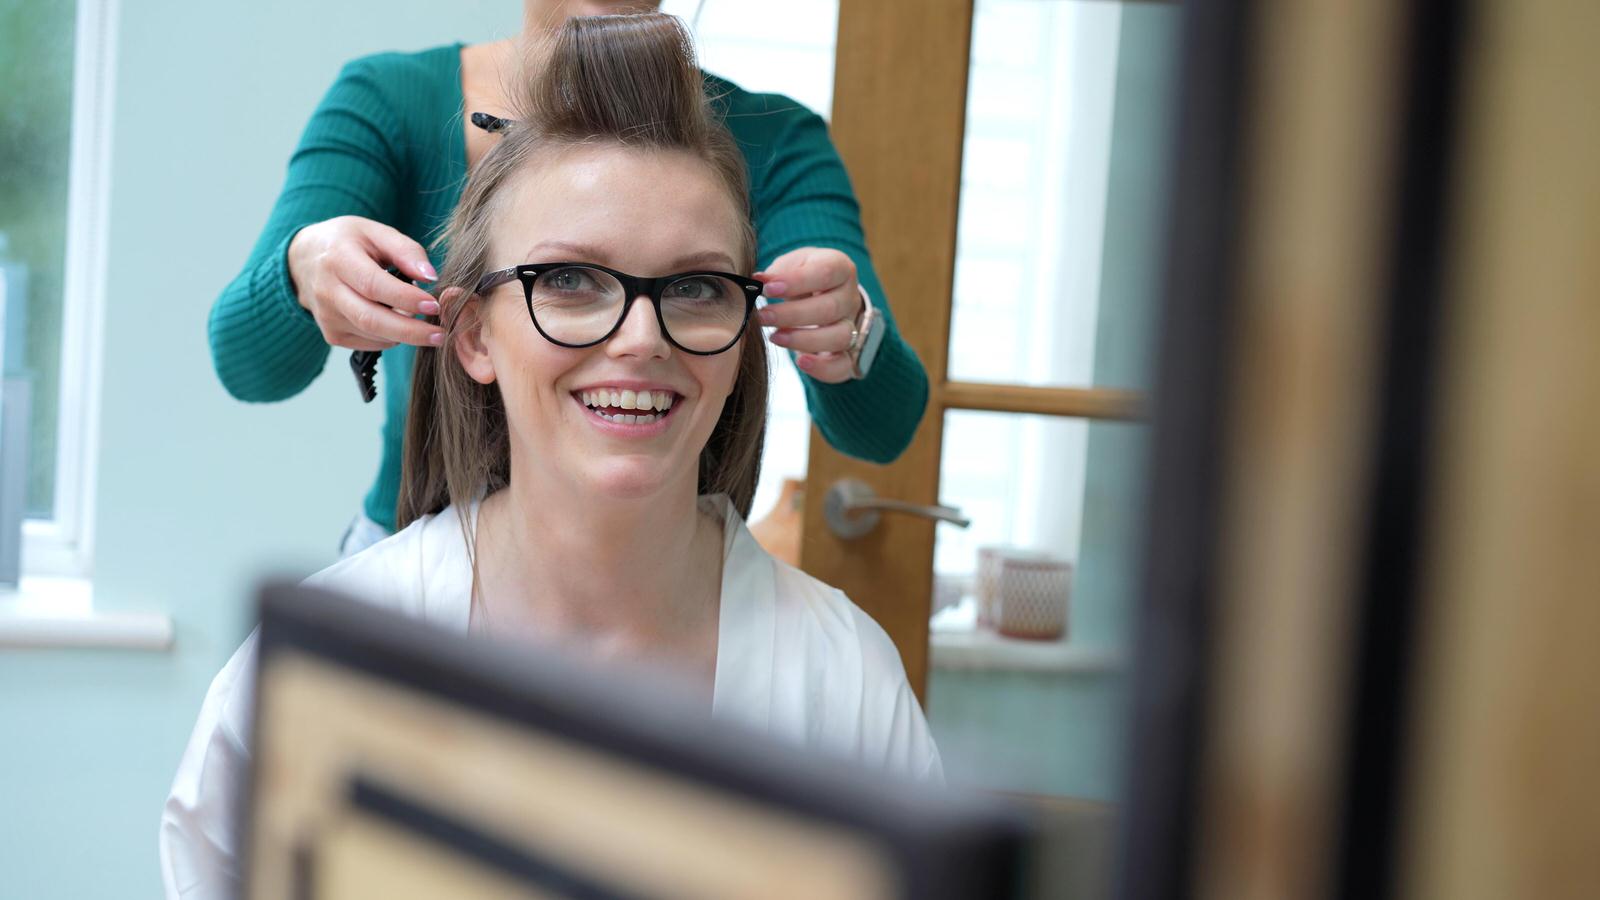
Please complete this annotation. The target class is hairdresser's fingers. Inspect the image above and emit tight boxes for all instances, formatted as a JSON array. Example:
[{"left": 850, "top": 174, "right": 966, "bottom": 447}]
[
  {"left": 354, "top": 218, "right": 438, "bottom": 284},
  {"left": 337, "top": 249, "right": 441, "bottom": 317},
  {"left": 795, "top": 351, "right": 857, "bottom": 384},
  {"left": 290, "top": 217, "right": 435, "bottom": 349},
  {"left": 768, "top": 319, "right": 854, "bottom": 354},
  {"left": 755, "top": 286, "right": 860, "bottom": 330},
  {"left": 325, "top": 332, "right": 398, "bottom": 352},
  {"left": 332, "top": 285, "right": 443, "bottom": 348},
  {"left": 756, "top": 247, "right": 855, "bottom": 300}
]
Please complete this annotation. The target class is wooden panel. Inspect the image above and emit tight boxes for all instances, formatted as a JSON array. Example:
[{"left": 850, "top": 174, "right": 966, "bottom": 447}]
[
  {"left": 1401, "top": 2, "right": 1600, "bottom": 898},
  {"left": 1192, "top": 1, "right": 1404, "bottom": 899},
  {"left": 942, "top": 382, "right": 1144, "bottom": 420},
  {"left": 800, "top": 0, "right": 974, "bottom": 697}
]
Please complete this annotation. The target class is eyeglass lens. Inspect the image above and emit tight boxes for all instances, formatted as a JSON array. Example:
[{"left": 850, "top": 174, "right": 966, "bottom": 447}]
[{"left": 528, "top": 266, "right": 748, "bottom": 352}]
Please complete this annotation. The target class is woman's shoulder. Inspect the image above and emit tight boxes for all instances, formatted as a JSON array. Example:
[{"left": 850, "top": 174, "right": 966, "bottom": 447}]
[
  {"left": 769, "top": 559, "right": 909, "bottom": 678},
  {"left": 762, "top": 551, "right": 943, "bottom": 781},
  {"left": 710, "top": 493, "right": 903, "bottom": 676},
  {"left": 302, "top": 506, "right": 472, "bottom": 628}
]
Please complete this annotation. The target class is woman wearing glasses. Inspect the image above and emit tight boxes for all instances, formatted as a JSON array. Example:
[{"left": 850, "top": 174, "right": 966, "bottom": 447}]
[
  {"left": 162, "top": 14, "right": 941, "bottom": 899},
  {"left": 209, "top": 0, "right": 927, "bottom": 557}
]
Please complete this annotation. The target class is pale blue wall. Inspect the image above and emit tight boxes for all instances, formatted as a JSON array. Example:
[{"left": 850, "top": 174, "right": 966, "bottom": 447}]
[{"left": 0, "top": 2, "right": 512, "bottom": 896}]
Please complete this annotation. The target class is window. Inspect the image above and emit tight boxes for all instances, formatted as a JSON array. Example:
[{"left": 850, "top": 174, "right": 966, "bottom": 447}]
[
  {"left": 0, "top": 0, "right": 115, "bottom": 580},
  {"left": 936, "top": 1, "right": 1127, "bottom": 592}
]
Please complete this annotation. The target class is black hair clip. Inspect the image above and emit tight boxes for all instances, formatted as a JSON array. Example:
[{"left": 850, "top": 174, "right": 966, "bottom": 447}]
[
  {"left": 350, "top": 350, "right": 380, "bottom": 403},
  {"left": 470, "top": 111, "right": 514, "bottom": 134},
  {"left": 348, "top": 269, "right": 437, "bottom": 403}
]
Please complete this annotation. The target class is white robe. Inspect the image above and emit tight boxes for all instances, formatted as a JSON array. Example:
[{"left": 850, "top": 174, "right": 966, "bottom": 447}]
[{"left": 158, "top": 495, "right": 942, "bottom": 899}]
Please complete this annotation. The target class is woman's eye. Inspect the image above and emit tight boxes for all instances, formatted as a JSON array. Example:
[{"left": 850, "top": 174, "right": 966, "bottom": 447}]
[
  {"left": 672, "top": 277, "right": 722, "bottom": 300},
  {"left": 542, "top": 267, "right": 612, "bottom": 295}
]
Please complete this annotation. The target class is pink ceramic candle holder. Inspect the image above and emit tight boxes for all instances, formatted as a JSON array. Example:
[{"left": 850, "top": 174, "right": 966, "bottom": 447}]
[{"left": 995, "top": 553, "right": 1073, "bottom": 641}]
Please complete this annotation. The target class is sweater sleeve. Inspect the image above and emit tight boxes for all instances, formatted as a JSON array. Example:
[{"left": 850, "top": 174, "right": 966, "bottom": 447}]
[
  {"left": 208, "top": 57, "right": 408, "bottom": 402},
  {"left": 747, "top": 106, "right": 930, "bottom": 465}
]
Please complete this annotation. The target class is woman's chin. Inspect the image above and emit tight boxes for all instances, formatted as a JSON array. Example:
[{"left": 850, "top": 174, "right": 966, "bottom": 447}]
[{"left": 582, "top": 457, "right": 681, "bottom": 502}]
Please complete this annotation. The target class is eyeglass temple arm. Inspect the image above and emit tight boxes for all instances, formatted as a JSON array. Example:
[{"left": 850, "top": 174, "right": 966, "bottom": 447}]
[{"left": 476, "top": 266, "right": 520, "bottom": 294}]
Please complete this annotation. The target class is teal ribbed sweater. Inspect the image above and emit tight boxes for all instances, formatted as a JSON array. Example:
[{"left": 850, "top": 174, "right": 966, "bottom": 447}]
[{"left": 209, "top": 44, "right": 928, "bottom": 532}]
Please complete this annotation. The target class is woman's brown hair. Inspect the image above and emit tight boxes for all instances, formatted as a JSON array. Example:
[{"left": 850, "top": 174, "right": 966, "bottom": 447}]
[{"left": 396, "top": 13, "right": 767, "bottom": 533}]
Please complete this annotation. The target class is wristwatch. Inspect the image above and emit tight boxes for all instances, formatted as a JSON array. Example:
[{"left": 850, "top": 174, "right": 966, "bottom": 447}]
[{"left": 847, "top": 285, "right": 885, "bottom": 380}]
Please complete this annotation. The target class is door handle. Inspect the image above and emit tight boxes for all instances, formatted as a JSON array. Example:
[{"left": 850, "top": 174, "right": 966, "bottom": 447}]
[{"left": 822, "top": 478, "right": 972, "bottom": 539}]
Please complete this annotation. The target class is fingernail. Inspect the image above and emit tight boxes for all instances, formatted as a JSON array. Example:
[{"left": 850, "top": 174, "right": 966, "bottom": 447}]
[
  {"left": 796, "top": 354, "right": 813, "bottom": 371},
  {"left": 758, "top": 309, "right": 776, "bottom": 325},
  {"left": 763, "top": 281, "right": 788, "bottom": 297},
  {"left": 429, "top": 331, "right": 444, "bottom": 346},
  {"left": 420, "top": 261, "right": 438, "bottom": 281},
  {"left": 420, "top": 299, "right": 441, "bottom": 315},
  {"left": 770, "top": 331, "right": 789, "bottom": 346}
]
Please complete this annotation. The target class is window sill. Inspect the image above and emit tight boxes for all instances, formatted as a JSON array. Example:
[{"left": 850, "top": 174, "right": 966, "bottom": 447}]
[
  {"left": 928, "top": 596, "right": 1124, "bottom": 674},
  {"left": 930, "top": 627, "right": 1124, "bottom": 674},
  {"left": 0, "top": 576, "right": 173, "bottom": 651}
]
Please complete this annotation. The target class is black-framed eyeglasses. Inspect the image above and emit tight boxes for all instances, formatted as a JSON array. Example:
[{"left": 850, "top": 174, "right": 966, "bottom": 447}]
[{"left": 475, "top": 262, "right": 763, "bottom": 356}]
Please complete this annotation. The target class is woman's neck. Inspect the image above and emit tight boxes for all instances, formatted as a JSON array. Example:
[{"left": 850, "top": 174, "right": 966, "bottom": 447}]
[{"left": 473, "top": 470, "right": 722, "bottom": 651}]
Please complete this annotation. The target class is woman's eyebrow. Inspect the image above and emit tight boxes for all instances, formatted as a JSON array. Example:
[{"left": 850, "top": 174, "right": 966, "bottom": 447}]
[
  {"left": 521, "top": 239, "right": 606, "bottom": 262},
  {"left": 664, "top": 250, "right": 739, "bottom": 272},
  {"left": 520, "top": 240, "right": 736, "bottom": 272}
]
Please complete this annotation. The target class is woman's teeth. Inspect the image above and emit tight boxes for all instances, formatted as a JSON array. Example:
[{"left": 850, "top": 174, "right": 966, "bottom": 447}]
[
  {"left": 595, "top": 410, "right": 662, "bottom": 425},
  {"left": 579, "top": 388, "right": 675, "bottom": 425},
  {"left": 580, "top": 389, "right": 675, "bottom": 411}
]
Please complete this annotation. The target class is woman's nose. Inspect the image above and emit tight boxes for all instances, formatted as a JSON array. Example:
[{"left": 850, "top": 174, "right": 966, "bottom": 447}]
[{"left": 606, "top": 295, "right": 671, "bottom": 358}]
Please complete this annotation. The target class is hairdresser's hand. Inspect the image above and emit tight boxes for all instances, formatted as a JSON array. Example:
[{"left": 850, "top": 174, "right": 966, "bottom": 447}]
[
  {"left": 755, "top": 247, "right": 866, "bottom": 384},
  {"left": 287, "top": 216, "right": 444, "bottom": 351}
]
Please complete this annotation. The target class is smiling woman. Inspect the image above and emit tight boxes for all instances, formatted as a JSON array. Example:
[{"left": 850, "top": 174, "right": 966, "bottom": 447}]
[
  {"left": 160, "top": 14, "right": 942, "bottom": 900},
  {"left": 409, "top": 143, "right": 768, "bottom": 518},
  {"left": 397, "top": 12, "right": 774, "bottom": 548}
]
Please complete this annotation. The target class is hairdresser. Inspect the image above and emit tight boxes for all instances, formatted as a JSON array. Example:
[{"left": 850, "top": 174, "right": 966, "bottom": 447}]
[{"left": 209, "top": 0, "right": 928, "bottom": 555}]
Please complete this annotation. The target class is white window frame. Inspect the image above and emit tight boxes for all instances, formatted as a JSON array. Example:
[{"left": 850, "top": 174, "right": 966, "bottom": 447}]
[{"left": 20, "top": 0, "right": 119, "bottom": 580}]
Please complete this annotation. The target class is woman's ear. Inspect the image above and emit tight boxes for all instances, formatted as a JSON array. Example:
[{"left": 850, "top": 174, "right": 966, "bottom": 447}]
[{"left": 446, "top": 288, "right": 497, "bottom": 385}]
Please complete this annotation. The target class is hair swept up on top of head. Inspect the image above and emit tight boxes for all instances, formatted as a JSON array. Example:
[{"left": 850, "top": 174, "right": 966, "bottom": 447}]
[
  {"left": 530, "top": 13, "right": 714, "bottom": 147},
  {"left": 396, "top": 12, "right": 766, "bottom": 535}
]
